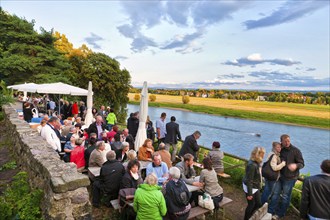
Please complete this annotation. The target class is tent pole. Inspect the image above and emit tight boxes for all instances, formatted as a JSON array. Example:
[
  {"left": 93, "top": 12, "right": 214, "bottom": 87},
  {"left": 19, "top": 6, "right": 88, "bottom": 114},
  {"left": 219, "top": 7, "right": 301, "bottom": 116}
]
[{"left": 58, "top": 94, "right": 61, "bottom": 116}]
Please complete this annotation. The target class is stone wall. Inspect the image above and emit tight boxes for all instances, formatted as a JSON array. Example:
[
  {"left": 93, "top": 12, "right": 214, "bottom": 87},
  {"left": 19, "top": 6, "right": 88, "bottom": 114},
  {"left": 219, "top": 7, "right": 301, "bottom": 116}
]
[{"left": 3, "top": 104, "right": 92, "bottom": 219}]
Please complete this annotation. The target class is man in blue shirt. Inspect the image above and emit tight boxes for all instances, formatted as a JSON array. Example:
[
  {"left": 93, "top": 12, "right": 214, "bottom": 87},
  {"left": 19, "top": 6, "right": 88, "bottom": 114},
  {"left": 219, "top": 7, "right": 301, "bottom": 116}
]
[
  {"left": 156, "top": 112, "right": 167, "bottom": 144},
  {"left": 146, "top": 152, "right": 169, "bottom": 185}
]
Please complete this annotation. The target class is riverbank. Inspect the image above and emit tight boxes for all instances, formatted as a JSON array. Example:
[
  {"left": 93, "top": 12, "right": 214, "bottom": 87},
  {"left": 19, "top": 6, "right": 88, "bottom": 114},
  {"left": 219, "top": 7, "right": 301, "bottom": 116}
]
[{"left": 128, "top": 94, "right": 330, "bottom": 129}]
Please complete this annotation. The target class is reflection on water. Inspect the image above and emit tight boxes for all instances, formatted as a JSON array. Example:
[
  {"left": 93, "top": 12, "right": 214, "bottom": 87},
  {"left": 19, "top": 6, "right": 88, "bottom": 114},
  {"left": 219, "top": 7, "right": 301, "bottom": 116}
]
[{"left": 128, "top": 104, "right": 330, "bottom": 175}]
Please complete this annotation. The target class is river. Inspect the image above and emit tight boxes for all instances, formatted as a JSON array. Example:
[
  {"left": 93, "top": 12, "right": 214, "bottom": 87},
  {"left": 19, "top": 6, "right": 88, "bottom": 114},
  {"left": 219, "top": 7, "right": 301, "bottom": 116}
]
[{"left": 127, "top": 104, "right": 330, "bottom": 175}]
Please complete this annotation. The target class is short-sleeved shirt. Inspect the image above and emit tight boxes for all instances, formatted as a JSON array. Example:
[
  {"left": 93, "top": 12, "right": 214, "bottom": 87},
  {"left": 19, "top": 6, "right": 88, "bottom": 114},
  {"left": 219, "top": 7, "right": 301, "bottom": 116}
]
[{"left": 146, "top": 162, "right": 168, "bottom": 184}]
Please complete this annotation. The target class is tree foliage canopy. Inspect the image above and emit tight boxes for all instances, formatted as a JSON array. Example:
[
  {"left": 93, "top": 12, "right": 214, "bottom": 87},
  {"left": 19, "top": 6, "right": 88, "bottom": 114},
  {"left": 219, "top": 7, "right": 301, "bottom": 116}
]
[
  {"left": 0, "top": 8, "right": 72, "bottom": 85},
  {"left": 0, "top": 8, "right": 131, "bottom": 122}
]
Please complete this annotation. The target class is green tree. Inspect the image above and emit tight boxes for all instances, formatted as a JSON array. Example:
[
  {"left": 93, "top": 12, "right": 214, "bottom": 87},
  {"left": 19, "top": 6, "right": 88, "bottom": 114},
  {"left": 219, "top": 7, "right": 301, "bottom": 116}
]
[
  {"left": 70, "top": 52, "right": 131, "bottom": 122},
  {"left": 0, "top": 8, "right": 72, "bottom": 85}
]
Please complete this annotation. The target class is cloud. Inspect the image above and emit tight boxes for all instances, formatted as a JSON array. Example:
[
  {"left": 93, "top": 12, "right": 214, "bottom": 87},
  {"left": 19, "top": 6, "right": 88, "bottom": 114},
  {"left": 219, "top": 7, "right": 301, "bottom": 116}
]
[
  {"left": 248, "top": 70, "right": 330, "bottom": 87},
  {"left": 190, "top": 1, "right": 249, "bottom": 27},
  {"left": 132, "top": 71, "right": 329, "bottom": 89},
  {"left": 118, "top": 1, "right": 250, "bottom": 53},
  {"left": 114, "top": 55, "right": 128, "bottom": 61},
  {"left": 161, "top": 30, "right": 204, "bottom": 54},
  {"left": 223, "top": 53, "right": 301, "bottom": 67},
  {"left": 132, "top": 79, "right": 248, "bottom": 89},
  {"left": 249, "top": 71, "right": 293, "bottom": 80},
  {"left": 117, "top": 24, "right": 157, "bottom": 52},
  {"left": 84, "top": 32, "right": 104, "bottom": 49},
  {"left": 306, "top": 67, "right": 316, "bottom": 71},
  {"left": 218, "top": 74, "right": 245, "bottom": 79},
  {"left": 243, "top": 0, "right": 329, "bottom": 30}
]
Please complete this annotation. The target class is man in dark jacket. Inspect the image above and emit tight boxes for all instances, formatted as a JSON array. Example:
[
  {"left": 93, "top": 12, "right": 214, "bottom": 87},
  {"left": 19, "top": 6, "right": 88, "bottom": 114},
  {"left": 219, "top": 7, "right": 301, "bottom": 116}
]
[
  {"left": 123, "top": 128, "right": 135, "bottom": 150},
  {"left": 178, "top": 131, "right": 201, "bottom": 162},
  {"left": 300, "top": 159, "right": 330, "bottom": 220},
  {"left": 272, "top": 134, "right": 304, "bottom": 219},
  {"left": 88, "top": 115, "right": 107, "bottom": 140},
  {"left": 165, "top": 116, "right": 182, "bottom": 162},
  {"left": 115, "top": 142, "right": 129, "bottom": 162},
  {"left": 127, "top": 112, "right": 139, "bottom": 139},
  {"left": 165, "top": 167, "right": 191, "bottom": 220},
  {"left": 92, "top": 150, "right": 125, "bottom": 207}
]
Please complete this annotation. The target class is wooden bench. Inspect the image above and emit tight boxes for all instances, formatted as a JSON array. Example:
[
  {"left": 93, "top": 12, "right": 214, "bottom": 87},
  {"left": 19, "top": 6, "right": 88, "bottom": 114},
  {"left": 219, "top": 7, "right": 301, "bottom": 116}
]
[
  {"left": 214, "top": 196, "right": 233, "bottom": 219},
  {"left": 188, "top": 206, "right": 211, "bottom": 219}
]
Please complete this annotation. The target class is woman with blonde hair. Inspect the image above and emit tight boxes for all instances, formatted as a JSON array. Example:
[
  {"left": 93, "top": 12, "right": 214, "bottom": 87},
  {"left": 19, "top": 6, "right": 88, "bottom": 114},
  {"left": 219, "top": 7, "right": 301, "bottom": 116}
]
[
  {"left": 133, "top": 173, "right": 167, "bottom": 220},
  {"left": 123, "top": 149, "right": 137, "bottom": 168},
  {"left": 261, "top": 142, "right": 286, "bottom": 216},
  {"left": 243, "top": 146, "right": 265, "bottom": 220}
]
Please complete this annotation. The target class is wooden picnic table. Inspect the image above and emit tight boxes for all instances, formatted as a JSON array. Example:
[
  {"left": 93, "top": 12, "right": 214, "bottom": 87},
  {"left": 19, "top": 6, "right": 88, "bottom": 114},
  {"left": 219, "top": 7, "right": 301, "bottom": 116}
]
[{"left": 88, "top": 160, "right": 151, "bottom": 178}]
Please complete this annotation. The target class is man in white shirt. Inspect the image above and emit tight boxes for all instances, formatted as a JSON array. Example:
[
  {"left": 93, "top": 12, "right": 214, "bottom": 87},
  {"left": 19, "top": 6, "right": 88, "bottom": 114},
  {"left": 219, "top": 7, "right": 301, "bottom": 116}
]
[{"left": 41, "top": 116, "right": 61, "bottom": 152}]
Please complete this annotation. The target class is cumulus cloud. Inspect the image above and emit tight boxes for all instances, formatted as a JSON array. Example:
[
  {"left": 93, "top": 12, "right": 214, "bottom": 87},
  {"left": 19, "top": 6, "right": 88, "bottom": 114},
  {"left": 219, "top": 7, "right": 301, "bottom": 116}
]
[
  {"left": 243, "top": 0, "right": 329, "bottom": 30},
  {"left": 84, "top": 32, "right": 104, "bottom": 49},
  {"left": 118, "top": 1, "right": 250, "bottom": 53},
  {"left": 223, "top": 53, "right": 301, "bottom": 67}
]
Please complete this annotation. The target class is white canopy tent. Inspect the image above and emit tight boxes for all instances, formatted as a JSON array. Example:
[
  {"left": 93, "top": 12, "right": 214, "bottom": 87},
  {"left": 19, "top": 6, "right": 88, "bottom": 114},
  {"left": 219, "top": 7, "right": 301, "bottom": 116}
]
[
  {"left": 8, "top": 82, "right": 89, "bottom": 96},
  {"left": 8, "top": 82, "right": 91, "bottom": 115}
]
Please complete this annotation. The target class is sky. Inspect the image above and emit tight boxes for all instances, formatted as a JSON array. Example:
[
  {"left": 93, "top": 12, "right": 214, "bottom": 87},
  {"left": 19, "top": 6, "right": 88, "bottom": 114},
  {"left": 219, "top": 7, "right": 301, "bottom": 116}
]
[{"left": 1, "top": 0, "right": 329, "bottom": 91}]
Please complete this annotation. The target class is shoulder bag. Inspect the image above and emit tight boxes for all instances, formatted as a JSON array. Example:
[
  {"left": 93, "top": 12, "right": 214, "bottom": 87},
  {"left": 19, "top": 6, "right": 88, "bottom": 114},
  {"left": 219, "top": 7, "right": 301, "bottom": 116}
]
[{"left": 262, "top": 154, "right": 280, "bottom": 181}]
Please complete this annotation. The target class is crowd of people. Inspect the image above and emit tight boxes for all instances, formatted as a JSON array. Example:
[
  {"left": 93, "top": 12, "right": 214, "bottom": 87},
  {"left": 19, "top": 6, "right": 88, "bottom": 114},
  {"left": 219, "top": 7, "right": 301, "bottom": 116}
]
[{"left": 20, "top": 99, "right": 329, "bottom": 220}]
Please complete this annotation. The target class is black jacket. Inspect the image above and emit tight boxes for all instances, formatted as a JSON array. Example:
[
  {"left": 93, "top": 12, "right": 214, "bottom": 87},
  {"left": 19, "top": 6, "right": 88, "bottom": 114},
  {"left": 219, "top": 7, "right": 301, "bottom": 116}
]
[
  {"left": 127, "top": 116, "right": 139, "bottom": 138},
  {"left": 115, "top": 149, "right": 128, "bottom": 162},
  {"left": 165, "top": 178, "right": 191, "bottom": 214},
  {"left": 23, "top": 107, "right": 33, "bottom": 122},
  {"left": 124, "top": 134, "right": 135, "bottom": 150},
  {"left": 120, "top": 171, "right": 143, "bottom": 189},
  {"left": 300, "top": 174, "right": 330, "bottom": 219},
  {"left": 280, "top": 144, "right": 304, "bottom": 180},
  {"left": 178, "top": 135, "right": 199, "bottom": 161},
  {"left": 100, "top": 160, "right": 125, "bottom": 195},
  {"left": 243, "top": 160, "right": 262, "bottom": 196},
  {"left": 84, "top": 145, "right": 96, "bottom": 169},
  {"left": 165, "top": 121, "right": 182, "bottom": 144},
  {"left": 88, "top": 122, "right": 106, "bottom": 136}
]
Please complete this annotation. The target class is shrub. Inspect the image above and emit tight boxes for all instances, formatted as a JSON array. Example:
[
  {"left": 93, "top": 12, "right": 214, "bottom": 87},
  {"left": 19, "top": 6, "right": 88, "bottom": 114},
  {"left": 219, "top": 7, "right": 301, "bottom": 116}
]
[
  {"left": 182, "top": 95, "right": 190, "bottom": 104},
  {"left": 149, "top": 94, "right": 156, "bottom": 102},
  {"left": 134, "top": 94, "right": 140, "bottom": 101},
  {"left": 0, "top": 172, "right": 43, "bottom": 220},
  {"left": 0, "top": 80, "right": 14, "bottom": 110}
]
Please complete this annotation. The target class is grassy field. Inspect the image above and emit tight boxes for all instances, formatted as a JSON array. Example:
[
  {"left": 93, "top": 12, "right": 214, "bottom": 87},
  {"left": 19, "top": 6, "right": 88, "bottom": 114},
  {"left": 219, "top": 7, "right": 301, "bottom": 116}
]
[{"left": 128, "top": 93, "right": 330, "bottom": 129}]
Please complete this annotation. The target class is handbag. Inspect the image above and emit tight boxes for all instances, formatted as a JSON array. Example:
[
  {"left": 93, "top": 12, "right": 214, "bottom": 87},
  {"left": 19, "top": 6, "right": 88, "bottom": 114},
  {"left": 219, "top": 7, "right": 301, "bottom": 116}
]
[
  {"left": 118, "top": 188, "right": 136, "bottom": 207},
  {"left": 262, "top": 154, "right": 279, "bottom": 181},
  {"left": 198, "top": 193, "right": 215, "bottom": 210}
]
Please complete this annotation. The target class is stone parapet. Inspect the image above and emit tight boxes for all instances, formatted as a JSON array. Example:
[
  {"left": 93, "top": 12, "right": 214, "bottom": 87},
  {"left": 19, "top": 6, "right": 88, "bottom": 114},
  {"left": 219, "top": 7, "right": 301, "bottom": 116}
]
[{"left": 2, "top": 104, "right": 92, "bottom": 219}]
